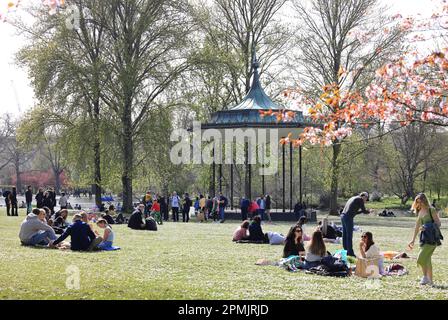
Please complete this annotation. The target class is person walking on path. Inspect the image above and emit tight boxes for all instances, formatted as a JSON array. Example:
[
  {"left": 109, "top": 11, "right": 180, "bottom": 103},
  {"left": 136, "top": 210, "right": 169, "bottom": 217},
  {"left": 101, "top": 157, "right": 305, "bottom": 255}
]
[
  {"left": 408, "top": 193, "right": 442, "bottom": 286},
  {"left": 11, "top": 187, "right": 18, "bottom": 216},
  {"left": 340, "top": 192, "right": 371, "bottom": 257},
  {"left": 3, "top": 189, "right": 11, "bottom": 216},
  {"left": 25, "top": 186, "right": 33, "bottom": 214}
]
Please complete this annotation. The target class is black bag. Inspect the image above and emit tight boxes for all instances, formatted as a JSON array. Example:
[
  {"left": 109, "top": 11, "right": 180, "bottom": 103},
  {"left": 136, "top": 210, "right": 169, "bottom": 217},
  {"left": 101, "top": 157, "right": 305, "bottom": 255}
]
[
  {"left": 145, "top": 217, "right": 158, "bottom": 231},
  {"left": 420, "top": 209, "right": 443, "bottom": 246}
]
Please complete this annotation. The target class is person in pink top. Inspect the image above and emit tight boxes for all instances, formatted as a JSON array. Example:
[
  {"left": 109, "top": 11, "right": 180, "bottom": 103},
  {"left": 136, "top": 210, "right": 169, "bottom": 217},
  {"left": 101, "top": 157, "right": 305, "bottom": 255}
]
[{"left": 233, "top": 220, "right": 250, "bottom": 241}]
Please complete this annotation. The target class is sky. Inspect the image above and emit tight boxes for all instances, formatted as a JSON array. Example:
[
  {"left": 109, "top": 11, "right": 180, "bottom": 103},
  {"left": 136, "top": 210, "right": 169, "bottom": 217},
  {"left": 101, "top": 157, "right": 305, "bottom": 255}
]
[{"left": 0, "top": 0, "right": 438, "bottom": 119}]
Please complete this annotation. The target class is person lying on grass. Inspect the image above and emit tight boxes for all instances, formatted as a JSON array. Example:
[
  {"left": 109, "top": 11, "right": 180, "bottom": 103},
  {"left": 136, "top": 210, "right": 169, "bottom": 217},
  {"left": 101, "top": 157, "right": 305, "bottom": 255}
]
[
  {"left": 233, "top": 220, "right": 250, "bottom": 241},
  {"left": 96, "top": 218, "right": 120, "bottom": 251},
  {"left": 49, "top": 213, "right": 102, "bottom": 251},
  {"left": 283, "top": 225, "right": 306, "bottom": 258},
  {"left": 19, "top": 208, "right": 57, "bottom": 247}
]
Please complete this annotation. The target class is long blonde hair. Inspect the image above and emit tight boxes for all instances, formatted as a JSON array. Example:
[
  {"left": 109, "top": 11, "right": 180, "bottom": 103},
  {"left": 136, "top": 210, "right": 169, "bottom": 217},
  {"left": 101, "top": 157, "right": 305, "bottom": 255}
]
[{"left": 411, "top": 193, "right": 430, "bottom": 214}]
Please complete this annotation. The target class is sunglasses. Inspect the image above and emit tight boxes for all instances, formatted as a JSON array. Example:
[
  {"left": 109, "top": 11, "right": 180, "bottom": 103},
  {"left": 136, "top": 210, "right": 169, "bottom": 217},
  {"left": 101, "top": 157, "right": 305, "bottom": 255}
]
[
  {"left": 361, "top": 235, "right": 367, "bottom": 238},
  {"left": 295, "top": 229, "right": 302, "bottom": 233}
]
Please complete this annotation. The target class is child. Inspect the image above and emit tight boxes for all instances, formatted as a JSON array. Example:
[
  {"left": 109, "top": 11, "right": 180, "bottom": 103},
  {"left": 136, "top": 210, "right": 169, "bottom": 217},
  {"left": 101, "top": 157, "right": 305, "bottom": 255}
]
[{"left": 96, "top": 218, "right": 120, "bottom": 251}]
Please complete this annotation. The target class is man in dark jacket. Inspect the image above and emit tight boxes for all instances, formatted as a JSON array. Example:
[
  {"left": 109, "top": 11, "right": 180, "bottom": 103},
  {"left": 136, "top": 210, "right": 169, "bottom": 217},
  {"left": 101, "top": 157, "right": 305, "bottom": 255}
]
[
  {"left": 25, "top": 186, "right": 33, "bottom": 214},
  {"left": 340, "top": 192, "right": 371, "bottom": 257},
  {"left": 159, "top": 196, "right": 168, "bottom": 221},
  {"left": 128, "top": 204, "right": 147, "bottom": 230},
  {"left": 3, "top": 190, "right": 11, "bottom": 216},
  {"left": 35, "top": 188, "right": 44, "bottom": 209},
  {"left": 50, "top": 214, "right": 102, "bottom": 251},
  {"left": 11, "top": 187, "right": 18, "bottom": 216},
  {"left": 240, "top": 197, "right": 250, "bottom": 221},
  {"left": 182, "top": 193, "right": 192, "bottom": 223}
]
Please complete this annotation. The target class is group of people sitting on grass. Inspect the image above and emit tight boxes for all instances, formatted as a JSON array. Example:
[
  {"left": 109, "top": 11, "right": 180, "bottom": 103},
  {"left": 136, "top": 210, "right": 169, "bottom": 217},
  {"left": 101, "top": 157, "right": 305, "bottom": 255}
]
[
  {"left": 233, "top": 215, "right": 383, "bottom": 275},
  {"left": 18, "top": 208, "right": 120, "bottom": 251}
]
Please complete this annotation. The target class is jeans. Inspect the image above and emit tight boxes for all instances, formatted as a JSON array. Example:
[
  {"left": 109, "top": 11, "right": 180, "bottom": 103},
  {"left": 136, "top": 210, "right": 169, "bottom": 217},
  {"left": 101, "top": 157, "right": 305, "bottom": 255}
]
[
  {"left": 26, "top": 202, "right": 33, "bottom": 214},
  {"left": 341, "top": 214, "right": 355, "bottom": 257},
  {"left": 25, "top": 230, "right": 57, "bottom": 246},
  {"left": 258, "top": 209, "right": 265, "bottom": 221},
  {"left": 219, "top": 207, "right": 225, "bottom": 221}
]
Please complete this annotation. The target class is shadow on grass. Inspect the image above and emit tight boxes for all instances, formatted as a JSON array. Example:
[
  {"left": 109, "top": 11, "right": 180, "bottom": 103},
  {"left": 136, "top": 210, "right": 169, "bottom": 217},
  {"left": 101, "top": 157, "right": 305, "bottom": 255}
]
[{"left": 432, "top": 284, "right": 448, "bottom": 290}]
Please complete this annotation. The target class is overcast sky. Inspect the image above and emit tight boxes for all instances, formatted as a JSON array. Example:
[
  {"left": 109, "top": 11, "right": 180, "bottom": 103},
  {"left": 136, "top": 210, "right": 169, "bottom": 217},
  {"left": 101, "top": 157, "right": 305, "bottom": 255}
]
[{"left": 0, "top": 0, "right": 438, "bottom": 119}]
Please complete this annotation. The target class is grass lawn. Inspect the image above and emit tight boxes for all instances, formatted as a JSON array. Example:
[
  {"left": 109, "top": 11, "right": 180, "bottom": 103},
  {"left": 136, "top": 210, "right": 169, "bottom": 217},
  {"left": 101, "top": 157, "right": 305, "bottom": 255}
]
[{"left": 1, "top": 208, "right": 448, "bottom": 300}]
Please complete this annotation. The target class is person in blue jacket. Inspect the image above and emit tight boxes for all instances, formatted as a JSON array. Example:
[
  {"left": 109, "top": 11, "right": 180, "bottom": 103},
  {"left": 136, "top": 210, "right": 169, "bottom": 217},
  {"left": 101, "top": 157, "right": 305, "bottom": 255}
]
[{"left": 240, "top": 197, "right": 250, "bottom": 221}]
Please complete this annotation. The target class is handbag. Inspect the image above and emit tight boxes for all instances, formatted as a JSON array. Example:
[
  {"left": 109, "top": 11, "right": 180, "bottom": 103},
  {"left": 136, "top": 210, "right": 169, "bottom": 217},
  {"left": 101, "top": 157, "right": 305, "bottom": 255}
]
[{"left": 420, "top": 208, "right": 443, "bottom": 246}]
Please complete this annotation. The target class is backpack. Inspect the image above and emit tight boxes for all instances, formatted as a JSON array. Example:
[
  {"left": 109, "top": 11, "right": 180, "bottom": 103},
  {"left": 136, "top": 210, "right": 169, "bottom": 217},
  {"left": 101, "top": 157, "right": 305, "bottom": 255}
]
[
  {"left": 420, "top": 208, "right": 443, "bottom": 246},
  {"left": 145, "top": 217, "right": 158, "bottom": 231}
]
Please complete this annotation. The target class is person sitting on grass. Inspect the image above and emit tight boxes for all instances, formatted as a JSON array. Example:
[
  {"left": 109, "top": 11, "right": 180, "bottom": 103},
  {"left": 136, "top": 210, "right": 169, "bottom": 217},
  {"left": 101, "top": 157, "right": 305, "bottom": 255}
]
[
  {"left": 296, "top": 216, "right": 311, "bottom": 241},
  {"left": 50, "top": 213, "right": 102, "bottom": 251},
  {"left": 283, "top": 225, "right": 306, "bottom": 258},
  {"left": 303, "top": 230, "right": 328, "bottom": 269},
  {"left": 19, "top": 208, "right": 57, "bottom": 246},
  {"left": 96, "top": 218, "right": 120, "bottom": 251},
  {"left": 53, "top": 209, "right": 69, "bottom": 229},
  {"left": 248, "top": 216, "right": 267, "bottom": 242},
  {"left": 359, "top": 231, "right": 383, "bottom": 274},
  {"left": 319, "top": 218, "right": 339, "bottom": 243},
  {"left": 101, "top": 210, "right": 116, "bottom": 225},
  {"left": 128, "top": 204, "right": 147, "bottom": 230},
  {"left": 233, "top": 220, "right": 250, "bottom": 241}
]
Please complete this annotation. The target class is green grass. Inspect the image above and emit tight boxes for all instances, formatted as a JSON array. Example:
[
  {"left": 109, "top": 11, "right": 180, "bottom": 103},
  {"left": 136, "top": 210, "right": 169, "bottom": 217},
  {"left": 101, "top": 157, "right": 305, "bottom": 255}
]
[{"left": 1, "top": 208, "right": 448, "bottom": 300}]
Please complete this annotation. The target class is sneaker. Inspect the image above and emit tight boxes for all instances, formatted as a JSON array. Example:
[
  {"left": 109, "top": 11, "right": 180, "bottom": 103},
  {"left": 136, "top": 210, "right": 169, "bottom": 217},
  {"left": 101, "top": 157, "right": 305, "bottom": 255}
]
[{"left": 420, "top": 276, "right": 429, "bottom": 285}]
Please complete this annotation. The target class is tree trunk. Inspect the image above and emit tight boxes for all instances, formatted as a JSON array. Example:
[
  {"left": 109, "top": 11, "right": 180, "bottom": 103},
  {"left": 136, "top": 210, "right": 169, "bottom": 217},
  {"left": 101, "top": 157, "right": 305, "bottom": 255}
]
[
  {"left": 54, "top": 169, "right": 61, "bottom": 195},
  {"left": 329, "top": 143, "right": 342, "bottom": 215},
  {"left": 93, "top": 99, "right": 102, "bottom": 209},
  {"left": 121, "top": 110, "right": 134, "bottom": 213},
  {"left": 15, "top": 157, "right": 21, "bottom": 193}
]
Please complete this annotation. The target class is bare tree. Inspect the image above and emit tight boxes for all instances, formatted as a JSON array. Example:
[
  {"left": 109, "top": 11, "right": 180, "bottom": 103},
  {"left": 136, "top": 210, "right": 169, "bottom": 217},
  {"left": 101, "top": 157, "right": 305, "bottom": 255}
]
[
  {"left": 387, "top": 123, "right": 447, "bottom": 204},
  {"left": 292, "top": 0, "right": 406, "bottom": 214}
]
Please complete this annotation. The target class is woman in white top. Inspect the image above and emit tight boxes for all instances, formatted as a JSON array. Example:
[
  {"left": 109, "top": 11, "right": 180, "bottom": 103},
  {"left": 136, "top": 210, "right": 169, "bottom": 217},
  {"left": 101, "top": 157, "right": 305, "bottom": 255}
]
[{"left": 359, "top": 232, "right": 383, "bottom": 274}]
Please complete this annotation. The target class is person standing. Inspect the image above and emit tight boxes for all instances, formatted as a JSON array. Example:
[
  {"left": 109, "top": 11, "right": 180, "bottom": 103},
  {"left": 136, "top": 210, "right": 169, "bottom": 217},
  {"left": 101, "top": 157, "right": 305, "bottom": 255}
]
[
  {"left": 11, "top": 187, "right": 18, "bottom": 216},
  {"left": 257, "top": 195, "right": 266, "bottom": 221},
  {"left": 3, "top": 189, "right": 11, "bottom": 216},
  {"left": 170, "top": 191, "right": 180, "bottom": 222},
  {"left": 218, "top": 192, "right": 228, "bottom": 223},
  {"left": 265, "top": 194, "right": 272, "bottom": 223},
  {"left": 59, "top": 192, "right": 68, "bottom": 210},
  {"left": 159, "top": 195, "right": 168, "bottom": 221},
  {"left": 182, "top": 193, "right": 192, "bottom": 223},
  {"left": 340, "top": 192, "right": 370, "bottom": 257},
  {"left": 25, "top": 186, "right": 33, "bottom": 214},
  {"left": 35, "top": 188, "right": 44, "bottom": 209},
  {"left": 408, "top": 193, "right": 442, "bottom": 286},
  {"left": 240, "top": 197, "right": 250, "bottom": 221},
  {"left": 205, "top": 196, "right": 213, "bottom": 221}
]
